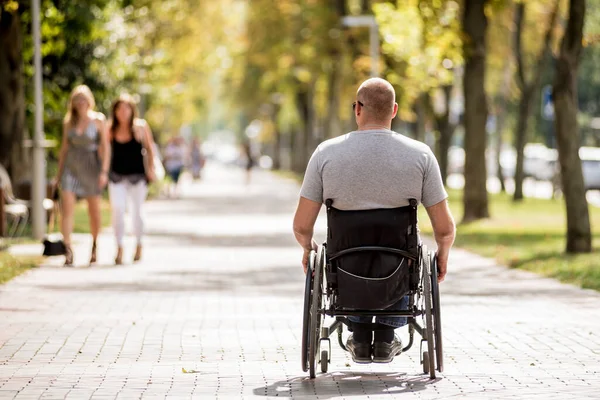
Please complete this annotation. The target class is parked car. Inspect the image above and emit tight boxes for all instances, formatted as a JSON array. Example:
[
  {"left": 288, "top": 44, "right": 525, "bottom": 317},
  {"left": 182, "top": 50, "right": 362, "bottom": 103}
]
[
  {"left": 449, "top": 144, "right": 557, "bottom": 182},
  {"left": 522, "top": 143, "right": 557, "bottom": 181},
  {"left": 551, "top": 146, "right": 600, "bottom": 193},
  {"left": 447, "top": 143, "right": 599, "bottom": 191},
  {"left": 580, "top": 146, "right": 600, "bottom": 191}
]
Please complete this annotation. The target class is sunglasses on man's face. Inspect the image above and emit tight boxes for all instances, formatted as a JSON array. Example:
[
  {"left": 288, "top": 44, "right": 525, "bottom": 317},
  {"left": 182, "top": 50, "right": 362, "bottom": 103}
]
[{"left": 352, "top": 101, "right": 364, "bottom": 111}]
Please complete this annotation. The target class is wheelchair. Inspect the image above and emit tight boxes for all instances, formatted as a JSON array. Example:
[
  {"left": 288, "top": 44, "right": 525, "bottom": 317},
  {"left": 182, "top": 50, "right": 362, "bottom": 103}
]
[{"left": 301, "top": 199, "right": 443, "bottom": 379}]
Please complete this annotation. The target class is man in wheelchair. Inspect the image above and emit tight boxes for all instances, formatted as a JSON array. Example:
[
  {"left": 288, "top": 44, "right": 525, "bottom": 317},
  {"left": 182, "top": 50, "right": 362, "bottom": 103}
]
[{"left": 293, "top": 78, "right": 456, "bottom": 365}]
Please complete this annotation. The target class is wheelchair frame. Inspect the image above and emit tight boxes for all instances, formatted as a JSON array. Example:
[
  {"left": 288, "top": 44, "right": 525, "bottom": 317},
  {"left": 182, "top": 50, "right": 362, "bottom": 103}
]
[{"left": 301, "top": 241, "right": 443, "bottom": 379}]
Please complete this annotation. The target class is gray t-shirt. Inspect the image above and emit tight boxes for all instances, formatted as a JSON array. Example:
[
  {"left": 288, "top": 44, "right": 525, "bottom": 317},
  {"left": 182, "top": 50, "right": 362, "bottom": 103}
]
[{"left": 300, "top": 129, "right": 447, "bottom": 210}]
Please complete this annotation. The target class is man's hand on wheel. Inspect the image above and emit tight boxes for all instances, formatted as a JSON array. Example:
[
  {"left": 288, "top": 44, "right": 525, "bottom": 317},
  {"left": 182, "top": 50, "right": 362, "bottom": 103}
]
[
  {"left": 302, "top": 239, "right": 319, "bottom": 274},
  {"left": 436, "top": 252, "right": 448, "bottom": 283}
]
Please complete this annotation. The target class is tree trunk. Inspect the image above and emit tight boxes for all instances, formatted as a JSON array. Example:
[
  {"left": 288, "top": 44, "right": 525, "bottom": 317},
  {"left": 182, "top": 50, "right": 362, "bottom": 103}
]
[
  {"left": 413, "top": 94, "right": 427, "bottom": 142},
  {"left": 272, "top": 105, "right": 282, "bottom": 170},
  {"left": 495, "top": 126, "right": 506, "bottom": 193},
  {"left": 494, "top": 106, "right": 506, "bottom": 193},
  {"left": 362, "top": 0, "right": 371, "bottom": 14},
  {"left": 434, "top": 85, "right": 455, "bottom": 186},
  {"left": 513, "top": 1, "right": 559, "bottom": 201},
  {"left": 436, "top": 124, "right": 452, "bottom": 186},
  {"left": 0, "top": 9, "right": 25, "bottom": 175},
  {"left": 495, "top": 61, "right": 512, "bottom": 194},
  {"left": 553, "top": 0, "right": 591, "bottom": 253},
  {"left": 290, "top": 127, "right": 299, "bottom": 173},
  {"left": 326, "top": 66, "right": 342, "bottom": 139},
  {"left": 325, "top": 0, "right": 345, "bottom": 139},
  {"left": 462, "top": 0, "right": 490, "bottom": 222},
  {"left": 294, "top": 90, "right": 311, "bottom": 174},
  {"left": 513, "top": 89, "right": 533, "bottom": 200}
]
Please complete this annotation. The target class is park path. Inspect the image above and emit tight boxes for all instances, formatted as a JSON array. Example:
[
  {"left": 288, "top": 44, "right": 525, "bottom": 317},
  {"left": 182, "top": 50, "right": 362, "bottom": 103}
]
[{"left": 1, "top": 163, "right": 599, "bottom": 399}]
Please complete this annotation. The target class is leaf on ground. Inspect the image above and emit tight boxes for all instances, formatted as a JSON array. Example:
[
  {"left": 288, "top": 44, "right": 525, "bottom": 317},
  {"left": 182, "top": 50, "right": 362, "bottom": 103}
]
[{"left": 182, "top": 367, "right": 201, "bottom": 374}]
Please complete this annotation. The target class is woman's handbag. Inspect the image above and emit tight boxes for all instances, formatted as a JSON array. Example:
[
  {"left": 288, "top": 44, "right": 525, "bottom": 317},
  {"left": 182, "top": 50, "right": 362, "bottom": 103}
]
[
  {"left": 135, "top": 123, "right": 157, "bottom": 182},
  {"left": 42, "top": 186, "right": 66, "bottom": 256}
]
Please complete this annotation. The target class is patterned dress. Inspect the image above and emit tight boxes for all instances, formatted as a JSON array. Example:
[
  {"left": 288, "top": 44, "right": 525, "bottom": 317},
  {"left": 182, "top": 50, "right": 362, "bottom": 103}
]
[{"left": 61, "top": 120, "right": 102, "bottom": 197}]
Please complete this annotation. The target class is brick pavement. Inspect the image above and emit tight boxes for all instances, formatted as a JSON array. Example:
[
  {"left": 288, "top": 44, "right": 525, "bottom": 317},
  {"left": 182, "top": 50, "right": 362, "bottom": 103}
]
[{"left": 1, "top": 164, "right": 599, "bottom": 399}]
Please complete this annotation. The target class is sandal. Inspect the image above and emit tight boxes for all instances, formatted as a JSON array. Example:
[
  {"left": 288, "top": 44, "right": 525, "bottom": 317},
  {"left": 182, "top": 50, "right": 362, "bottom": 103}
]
[
  {"left": 133, "top": 245, "right": 142, "bottom": 262},
  {"left": 115, "top": 247, "right": 123, "bottom": 265},
  {"left": 64, "top": 246, "right": 74, "bottom": 266},
  {"left": 89, "top": 241, "right": 97, "bottom": 265}
]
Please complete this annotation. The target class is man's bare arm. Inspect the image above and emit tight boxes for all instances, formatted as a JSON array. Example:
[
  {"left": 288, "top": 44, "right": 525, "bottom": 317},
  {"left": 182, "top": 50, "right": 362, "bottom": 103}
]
[
  {"left": 293, "top": 197, "right": 322, "bottom": 272},
  {"left": 425, "top": 199, "right": 456, "bottom": 282}
]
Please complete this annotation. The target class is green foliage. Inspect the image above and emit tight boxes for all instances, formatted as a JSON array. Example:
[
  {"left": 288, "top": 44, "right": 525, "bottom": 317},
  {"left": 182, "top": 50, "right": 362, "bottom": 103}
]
[
  {"left": 0, "top": 252, "right": 38, "bottom": 284},
  {"left": 18, "top": 0, "right": 114, "bottom": 160},
  {"left": 1, "top": 0, "right": 19, "bottom": 13},
  {"left": 8, "top": 0, "right": 600, "bottom": 159},
  {"left": 227, "top": 0, "right": 345, "bottom": 140},
  {"left": 419, "top": 189, "right": 600, "bottom": 291},
  {"left": 374, "top": 0, "right": 462, "bottom": 120}
]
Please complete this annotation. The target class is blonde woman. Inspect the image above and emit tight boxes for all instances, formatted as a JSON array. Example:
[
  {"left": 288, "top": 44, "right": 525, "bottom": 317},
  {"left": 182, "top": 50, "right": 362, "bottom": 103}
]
[
  {"left": 107, "top": 94, "right": 156, "bottom": 265},
  {"left": 56, "top": 85, "right": 110, "bottom": 266}
]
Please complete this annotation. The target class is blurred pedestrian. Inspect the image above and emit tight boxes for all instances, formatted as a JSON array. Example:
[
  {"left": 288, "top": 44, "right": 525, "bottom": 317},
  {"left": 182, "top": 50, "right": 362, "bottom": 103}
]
[
  {"left": 107, "top": 94, "right": 157, "bottom": 265},
  {"left": 163, "top": 136, "right": 188, "bottom": 197},
  {"left": 241, "top": 139, "right": 255, "bottom": 185},
  {"left": 190, "top": 137, "right": 205, "bottom": 180},
  {"left": 55, "top": 84, "right": 110, "bottom": 266}
]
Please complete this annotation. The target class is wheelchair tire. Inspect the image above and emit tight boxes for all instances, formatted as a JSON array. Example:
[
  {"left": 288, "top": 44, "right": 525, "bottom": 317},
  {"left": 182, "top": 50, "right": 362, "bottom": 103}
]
[
  {"left": 301, "top": 252, "right": 316, "bottom": 373},
  {"left": 422, "top": 246, "right": 436, "bottom": 379},
  {"left": 430, "top": 253, "right": 444, "bottom": 373},
  {"left": 309, "top": 247, "right": 324, "bottom": 379},
  {"left": 422, "top": 351, "right": 430, "bottom": 374},
  {"left": 320, "top": 350, "right": 328, "bottom": 373}
]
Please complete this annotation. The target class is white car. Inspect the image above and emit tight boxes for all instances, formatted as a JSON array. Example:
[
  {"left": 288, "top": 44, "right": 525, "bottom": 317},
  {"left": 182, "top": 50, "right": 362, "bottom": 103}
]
[
  {"left": 523, "top": 143, "right": 558, "bottom": 181},
  {"left": 580, "top": 147, "right": 600, "bottom": 191},
  {"left": 550, "top": 146, "right": 600, "bottom": 193},
  {"left": 449, "top": 144, "right": 557, "bottom": 181}
]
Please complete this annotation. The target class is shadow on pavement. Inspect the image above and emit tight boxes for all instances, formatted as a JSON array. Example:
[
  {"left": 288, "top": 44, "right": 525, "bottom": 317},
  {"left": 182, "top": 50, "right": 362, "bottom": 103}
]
[
  {"left": 253, "top": 372, "right": 435, "bottom": 398},
  {"left": 440, "top": 263, "right": 589, "bottom": 298},
  {"left": 144, "top": 231, "right": 298, "bottom": 248},
  {"left": 147, "top": 194, "right": 297, "bottom": 216},
  {"left": 36, "top": 265, "right": 303, "bottom": 297}
]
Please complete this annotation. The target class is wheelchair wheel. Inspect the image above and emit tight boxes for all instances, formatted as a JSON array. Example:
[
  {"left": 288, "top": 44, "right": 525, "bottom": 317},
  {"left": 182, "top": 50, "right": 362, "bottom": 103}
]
[
  {"left": 320, "top": 350, "right": 328, "bottom": 373},
  {"left": 301, "top": 251, "right": 316, "bottom": 373},
  {"left": 308, "top": 247, "right": 325, "bottom": 379},
  {"left": 422, "top": 351, "right": 430, "bottom": 374},
  {"left": 422, "top": 245, "right": 436, "bottom": 379},
  {"left": 430, "top": 253, "right": 444, "bottom": 373}
]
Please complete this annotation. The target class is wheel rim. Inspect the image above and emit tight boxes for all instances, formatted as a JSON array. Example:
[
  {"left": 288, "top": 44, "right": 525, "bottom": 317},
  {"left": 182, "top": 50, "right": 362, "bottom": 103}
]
[
  {"left": 422, "top": 246, "right": 436, "bottom": 379},
  {"left": 309, "top": 249, "right": 323, "bottom": 378},
  {"left": 301, "top": 254, "right": 314, "bottom": 373},
  {"left": 430, "top": 254, "right": 444, "bottom": 373}
]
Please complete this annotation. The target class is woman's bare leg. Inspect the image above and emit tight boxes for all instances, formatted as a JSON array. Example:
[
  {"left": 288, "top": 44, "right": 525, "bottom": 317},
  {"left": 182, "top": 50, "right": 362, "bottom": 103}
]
[
  {"left": 86, "top": 195, "right": 102, "bottom": 243},
  {"left": 60, "top": 191, "right": 76, "bottom": 246},
  {"left": 61, "top": 191, "right": 76, "bottom": 265}
]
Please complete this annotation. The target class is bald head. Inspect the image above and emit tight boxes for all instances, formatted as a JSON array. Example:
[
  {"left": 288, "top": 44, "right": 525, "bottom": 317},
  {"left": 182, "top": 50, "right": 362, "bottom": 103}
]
[{"left": 356, "top": 78, "right": 396, "bottom": 123}]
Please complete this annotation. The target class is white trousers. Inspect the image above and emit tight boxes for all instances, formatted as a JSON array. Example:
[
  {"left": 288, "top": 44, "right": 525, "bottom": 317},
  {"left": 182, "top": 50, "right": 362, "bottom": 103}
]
[{"left": 108, "top": 180, "right": 148, "bottom": 246}]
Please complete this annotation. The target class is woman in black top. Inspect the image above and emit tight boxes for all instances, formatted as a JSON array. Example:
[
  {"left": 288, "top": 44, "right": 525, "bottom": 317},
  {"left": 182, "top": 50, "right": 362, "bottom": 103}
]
[{"left": 108, "top": 94, "right": 156, "bottom": 265}]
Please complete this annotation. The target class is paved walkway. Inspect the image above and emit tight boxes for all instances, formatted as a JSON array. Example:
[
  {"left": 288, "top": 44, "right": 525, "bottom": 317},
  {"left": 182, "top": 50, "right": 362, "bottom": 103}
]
[{"left": 1, "top": 164, "right": 599, "bottom": 399}]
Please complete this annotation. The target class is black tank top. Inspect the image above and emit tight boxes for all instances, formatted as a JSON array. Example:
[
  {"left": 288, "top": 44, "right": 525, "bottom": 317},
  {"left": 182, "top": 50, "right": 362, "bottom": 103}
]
[{"left": 110, "top": 138, "right": 145, "bottom": 176}]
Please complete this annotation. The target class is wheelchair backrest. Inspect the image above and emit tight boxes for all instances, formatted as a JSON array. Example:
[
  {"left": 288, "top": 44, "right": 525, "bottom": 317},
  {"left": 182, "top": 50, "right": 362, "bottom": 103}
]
[
  {"left": 325, "top": 199, "right": 420, "bottom": 309},
  {"left": 325, "top": 199, "right": 419, "bottom": 257}
]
